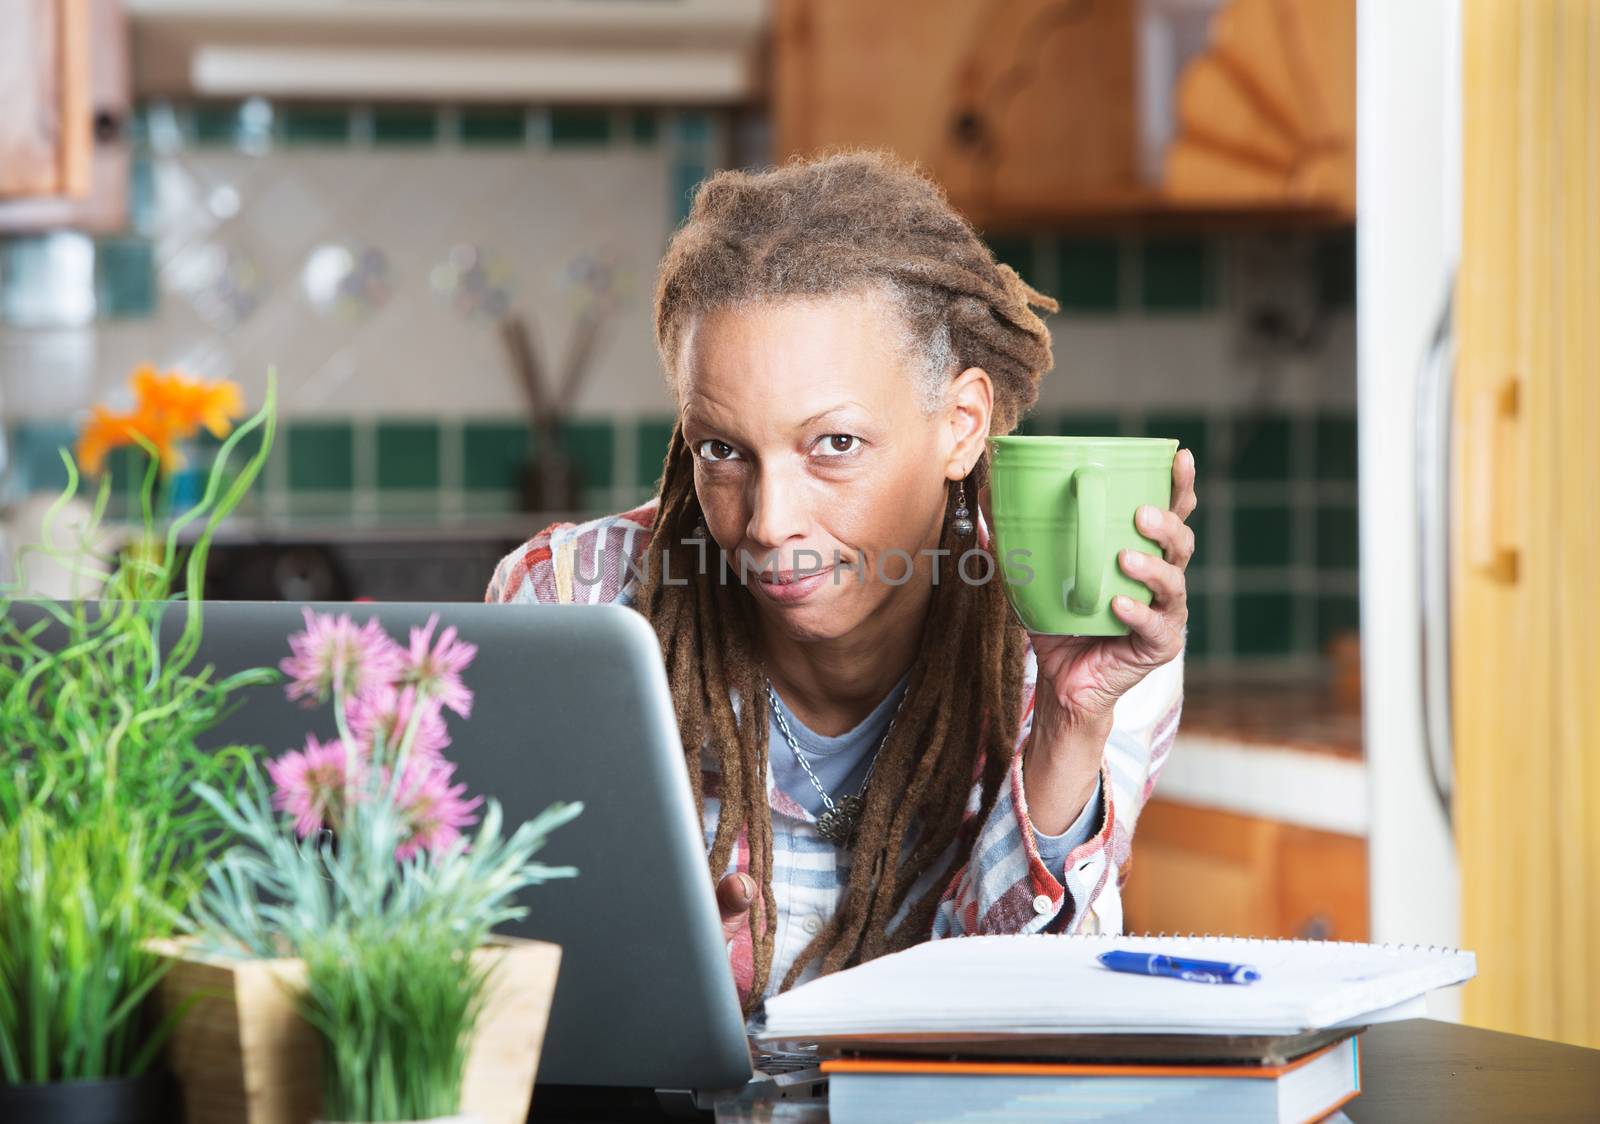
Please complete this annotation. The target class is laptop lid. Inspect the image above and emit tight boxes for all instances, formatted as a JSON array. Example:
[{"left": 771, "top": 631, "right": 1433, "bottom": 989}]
[{"left": 9, "top": 599, "right": 754, "bottom": 1095}]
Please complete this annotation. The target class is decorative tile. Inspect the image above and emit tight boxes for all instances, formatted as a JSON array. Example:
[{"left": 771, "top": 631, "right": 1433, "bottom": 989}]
[
  {"left": 635, "top": 417, "right": 676, "bottom": 490},
  {"left": 11, "top": 421, "right": 76, "bottom": 495},
  {"left": 542, "top": 420, "right": 615, "bottom": 492},
  {"left": 674, "top": 112, "right": 712, "bottom": 145},
  {"left": 1314, "top": 230, "right": 1356, "bottom": 310},
  {"left": 1233, "top": 591, "right": 1295, "bottom": 656},
  {"left": 462, "top": 422, "right": 531, "bottom": 492},
  {"left": 1316, "top": 503, "right": 1360, "bottom": 569},
  {"left": 190, "top": 102, "right": 246, "bottom": 147},
  {"left": 372, "top": 106, "right": 439, "bottom": 146},
  {"left": 1233, "top": 503, "right": 1294, "bottom": 568},
  {"left": 1315, "top": 413, "right": 1358, "bottom": 481},
  {"left": 1184, "top": 590, "right": 1212, "bottom": 660},
  {"left": 94, "top": 237, "right": 157, "bottom": 319},
  {"left": 376, "top": 422, "right": 441, "bottom": 490},
  {"left": 986, "top": 236, "right": 1035, "bottom": 283},
  {"left": 629, "top": 110, "right": 660, "bottom": 145},
  {"left": 1057, "top": 239, "right": 1120, "bottom": 312},
  {"left": 286, "top": 422, "right": 355, "bottom": 491},
  {"left": 458, "top": 106, "right": 526, "bottom": 146},
  {"left": 1142, "top": 411, "right": 1208, "bottom": 470},
  {"left": 671, "top": 158, "right": 709, "bottom": 227},
  {"left": 281, "top": 105, "right": 351, "bottom": 146},
  {"left": 129, "top": 156, "right": 158, "bottom": 235},
  {"left": 1140, "top": 239, "right": 1215, "bottom": 311},
  {"left": 1229, "top": 414, "right": 1294, "bottom": 481},
  {"left": 1056, "top": 412, "right": 1123, "bottom": 437},
  {"left": 551, "top": 108, "right": 611, "bottom": 146},
  {"left": 1316, "top": 593, "right": 1362, "bottom": 647}
]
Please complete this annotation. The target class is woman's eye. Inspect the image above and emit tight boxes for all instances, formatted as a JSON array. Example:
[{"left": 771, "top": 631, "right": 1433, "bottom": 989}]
[
  {"left": 695, "top": 439, "right": 741, "bottom": 462},
  {"left": 816, "top": 434, "right": 861, "bottom": 457}
]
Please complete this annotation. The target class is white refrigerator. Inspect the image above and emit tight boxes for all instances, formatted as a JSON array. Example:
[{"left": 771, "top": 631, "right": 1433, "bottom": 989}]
[{"left": 1357, "top": 0, "right": 1463, "bottom": 1016}]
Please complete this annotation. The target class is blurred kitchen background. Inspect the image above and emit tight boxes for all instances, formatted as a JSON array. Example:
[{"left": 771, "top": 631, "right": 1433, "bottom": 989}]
[{"left": 3, "top": 0, "right": 1595, "bottom": 1047}]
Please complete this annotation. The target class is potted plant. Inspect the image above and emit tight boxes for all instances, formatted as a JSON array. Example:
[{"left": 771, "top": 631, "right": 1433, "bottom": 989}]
[
  {"left": 162, "top": 607, "right": 583, "bottom": 1124},
  {"left": 0, "top": 366, "right": 276, "bottom": 1123}
]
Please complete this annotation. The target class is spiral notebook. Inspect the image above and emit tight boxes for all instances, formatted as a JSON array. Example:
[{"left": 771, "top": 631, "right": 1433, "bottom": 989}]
[{"left": 756, "top": 933, "right": 1475, "bottom": 1057}]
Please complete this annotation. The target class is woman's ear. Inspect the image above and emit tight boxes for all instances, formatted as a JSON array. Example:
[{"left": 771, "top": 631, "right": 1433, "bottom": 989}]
[{"left": 943, "top": 366, "right": 993, "bottom": 481}]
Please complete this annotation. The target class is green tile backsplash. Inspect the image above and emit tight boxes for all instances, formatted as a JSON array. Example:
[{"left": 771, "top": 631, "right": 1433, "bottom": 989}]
[
  {"left": 1229, "top": 414, "right": 1295, "bottom": 480},
  {"left": 1057, "top": 239, "right": 1121, "bottom": 312},
  {"left": 551, "top": 108, "right": 611, "bottom": 146},
  {"left": 462, "top": 422, "right": 531, "bottom": 492},
  {"left": 1140, "top": 239, "right": 1215, "bottom": 312},
  {"left": 458, "top": 106, "right": 526, "bottom": 146},
  {"left": 281, "top": 105, "right": 351, "bottom": 146},
  {"left": 0, "top": 97, "right": 1360, "bottom": 673},
  {"left": 372, "top": 105, "right": 439, "bottom": 146},
  {"left": 1234, "top": 591, "right": 1295, "bottom": 656},
  {"left": 1234, "top": 504, "right": 1294, "bottom": 568},
  {"left": 376, "top": 422, "right": 441, "bottom": 490},
  {"left": 286, "top": 422, "right": 354, "bottom": 491},
  {"left": 2, "top": 406, "right": 1362, "bottom": 668}
]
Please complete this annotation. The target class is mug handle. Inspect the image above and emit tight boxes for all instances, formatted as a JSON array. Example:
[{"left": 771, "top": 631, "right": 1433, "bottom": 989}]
[{"left": 1067, "top": 463, "right": 1107, "bottom": 615}]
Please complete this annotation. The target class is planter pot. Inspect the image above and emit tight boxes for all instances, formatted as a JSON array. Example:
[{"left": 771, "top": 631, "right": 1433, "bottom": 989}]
[
  {"left": 0, "top": 1070, "right": 176, "bottom": 1124},
  {"left": 149, "top": 936, "right": 561, "bottom": 1124}
]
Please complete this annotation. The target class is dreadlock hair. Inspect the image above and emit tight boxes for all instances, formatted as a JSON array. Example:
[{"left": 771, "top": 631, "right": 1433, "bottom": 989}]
[{"left": 633, "top": 149, "right": 1060, "bottom": 1014}]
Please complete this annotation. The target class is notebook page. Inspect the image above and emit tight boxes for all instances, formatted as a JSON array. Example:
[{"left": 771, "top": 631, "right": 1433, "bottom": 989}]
[{"left": 761, "top": 933, "right": 1476, "bottom": 1038}]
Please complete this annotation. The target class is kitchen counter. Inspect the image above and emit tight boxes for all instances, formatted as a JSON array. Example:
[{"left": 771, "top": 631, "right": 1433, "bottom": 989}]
[{"left": 1160, "top": 676, "right": 1367, "bottom": 836}]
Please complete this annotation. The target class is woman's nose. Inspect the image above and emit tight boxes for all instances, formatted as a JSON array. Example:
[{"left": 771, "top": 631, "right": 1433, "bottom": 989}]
[{"left": 745, "top": 469, "right": 809, "bottom": 552}]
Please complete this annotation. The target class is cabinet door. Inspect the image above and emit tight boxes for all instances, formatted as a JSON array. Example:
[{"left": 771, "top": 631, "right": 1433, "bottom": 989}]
[
  {"left": 1123, "top": 799, "right": 1368, "bottom": 941},
  {"left": 1455, "top": 0, "right": 1600, "bottom": 1049},
  {"left": 0, "top": 0, "right": 128, "bottom": 232},
  {"left": 0, "top": 0, "right": 91, "bottom": 199},
  {"left": 772, "top": 0, "right": 1136, "bottom": 227}
]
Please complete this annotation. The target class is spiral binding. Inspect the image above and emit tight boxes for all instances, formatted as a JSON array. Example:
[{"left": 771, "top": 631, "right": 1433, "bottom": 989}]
[{"left": 1055, "top": 931, "right": 1464, "bottom": 955}]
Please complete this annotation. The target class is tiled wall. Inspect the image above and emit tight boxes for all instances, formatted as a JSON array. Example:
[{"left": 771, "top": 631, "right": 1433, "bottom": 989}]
[{"left": 0, "top": 98, "right": 1357, "bottom": 671}]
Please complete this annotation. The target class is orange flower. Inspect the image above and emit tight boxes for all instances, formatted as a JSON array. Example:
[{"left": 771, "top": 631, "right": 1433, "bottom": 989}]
[
  {"left": 75, "top": 365, "right": 247, "bottom": 476},
  {"left": 131, "top": 365, "right": 246, "bottom": 440}
]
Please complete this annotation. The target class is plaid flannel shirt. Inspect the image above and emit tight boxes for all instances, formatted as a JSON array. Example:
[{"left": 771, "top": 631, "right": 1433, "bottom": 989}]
[{"left": 486, "top": 498, "right": 1183, "bottom": 1007}]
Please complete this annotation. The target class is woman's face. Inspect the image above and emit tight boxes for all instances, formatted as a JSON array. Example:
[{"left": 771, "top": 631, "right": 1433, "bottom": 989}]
[{"left": 679, "top": 291, "right": 991, "bottom": 645}]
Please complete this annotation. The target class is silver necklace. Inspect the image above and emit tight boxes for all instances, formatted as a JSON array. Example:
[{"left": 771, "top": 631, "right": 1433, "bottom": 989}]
[{"left": 764, "top": 676, "right": 908, "bottom": 847}]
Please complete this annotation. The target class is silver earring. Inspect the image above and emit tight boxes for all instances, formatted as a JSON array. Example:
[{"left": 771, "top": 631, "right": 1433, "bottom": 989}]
[{"left": 952, "top": 480, "right": 974, "bottom": 537}]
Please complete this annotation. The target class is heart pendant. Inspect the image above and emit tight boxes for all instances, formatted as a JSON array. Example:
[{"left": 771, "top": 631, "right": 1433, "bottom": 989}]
[{"left": 817, "top": 799, "right": 860, "bottom": 846}]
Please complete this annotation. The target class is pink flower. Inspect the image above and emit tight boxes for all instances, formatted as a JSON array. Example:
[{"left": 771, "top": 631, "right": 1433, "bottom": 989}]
[
  {"left": 398, "top": 613, "right": 477, "bottom": 718},
  {"left": 267, "top": 734, "right": 361, "bottom": 838},
  {"left": 394, "top": 757, "right": 483, "bottom": 861},
  {"left": 348, "top": 684, "right": 451, "bottom": 760},
  {"left": 280, "top": 608, "right": 405, "bottom": 707}
]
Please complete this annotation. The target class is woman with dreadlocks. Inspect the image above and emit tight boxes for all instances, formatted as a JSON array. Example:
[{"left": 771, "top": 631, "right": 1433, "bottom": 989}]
[{"left": 488, "top": 150, "right": 1194, "bottom": 1017}]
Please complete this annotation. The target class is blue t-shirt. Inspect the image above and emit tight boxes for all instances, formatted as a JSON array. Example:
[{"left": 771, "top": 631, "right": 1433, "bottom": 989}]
[{"left": 766, "top": 674, "right": 1103, "bottom": 865}]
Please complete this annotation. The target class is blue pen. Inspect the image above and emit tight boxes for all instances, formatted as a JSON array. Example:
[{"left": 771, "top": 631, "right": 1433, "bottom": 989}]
[{"left": 1098, "top": 950, "right": 1261, "bottom": 985}]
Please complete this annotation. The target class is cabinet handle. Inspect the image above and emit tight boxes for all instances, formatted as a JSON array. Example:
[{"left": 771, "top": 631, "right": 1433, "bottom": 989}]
[{"left": 1465, "top": 375, "right": 1521, "bottom": 584}]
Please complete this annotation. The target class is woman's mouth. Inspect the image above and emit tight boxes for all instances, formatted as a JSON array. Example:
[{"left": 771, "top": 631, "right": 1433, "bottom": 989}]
[{"left": 751, "top": 566, "right": 835, "bottom": 604}]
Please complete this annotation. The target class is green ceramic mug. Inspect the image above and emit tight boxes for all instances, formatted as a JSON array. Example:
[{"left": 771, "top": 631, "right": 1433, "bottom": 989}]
[{"left": 987, "top": 435, "right": 1178, "bottom": 636}]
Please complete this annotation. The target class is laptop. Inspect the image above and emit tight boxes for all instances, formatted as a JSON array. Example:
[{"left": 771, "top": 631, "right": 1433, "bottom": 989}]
[{"left": 11, "top": 600, "right": 820, "bottom": 1117}]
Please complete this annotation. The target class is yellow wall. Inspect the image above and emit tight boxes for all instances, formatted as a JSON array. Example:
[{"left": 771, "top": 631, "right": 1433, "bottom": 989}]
[{"left": 1456, "top": 0, "right": 1600, "bottom": 1047}]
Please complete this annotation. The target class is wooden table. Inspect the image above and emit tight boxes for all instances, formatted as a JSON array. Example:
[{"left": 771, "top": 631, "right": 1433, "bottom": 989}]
[{"left": 701, "top": 1020, "right": 1600, "bottom": 1123}]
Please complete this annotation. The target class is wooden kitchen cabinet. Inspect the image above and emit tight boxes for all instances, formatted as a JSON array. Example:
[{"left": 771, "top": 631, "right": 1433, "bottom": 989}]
[
  {"left": 0, "top": 0, "right": 129, "bottom": 232},
  {"left": 771, "top": 0, "right": 1353, "bottom": 228},
  {"left": 773, "top": 0, "right": 1137, "bottom": 229},
  {"left": 1122, "top": 799, "right": 1369, "bottom": 942}
]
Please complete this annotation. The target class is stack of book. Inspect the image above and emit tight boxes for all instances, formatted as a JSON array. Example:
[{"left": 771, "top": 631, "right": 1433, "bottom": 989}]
[{"left": 756, "top": 933, "right": 1476, "bottom": 1124}]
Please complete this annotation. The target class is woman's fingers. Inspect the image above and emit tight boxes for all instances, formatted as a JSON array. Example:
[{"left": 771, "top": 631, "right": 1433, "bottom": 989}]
[
  {"left": 1119, "top": 548, "right": 1187, "bottom": 609},
  {"left": 1111, "top": 592, "right": 1184, "bottom": 659},
  {"left": 1136, "top": 505, "right": 1197, "bottom": 569},
  {"left": 1172, "top": 448, "right": 1198, "bottom": 520},
  {"left": 717, "top": 871, "right": 755, "bottom": 944}
]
